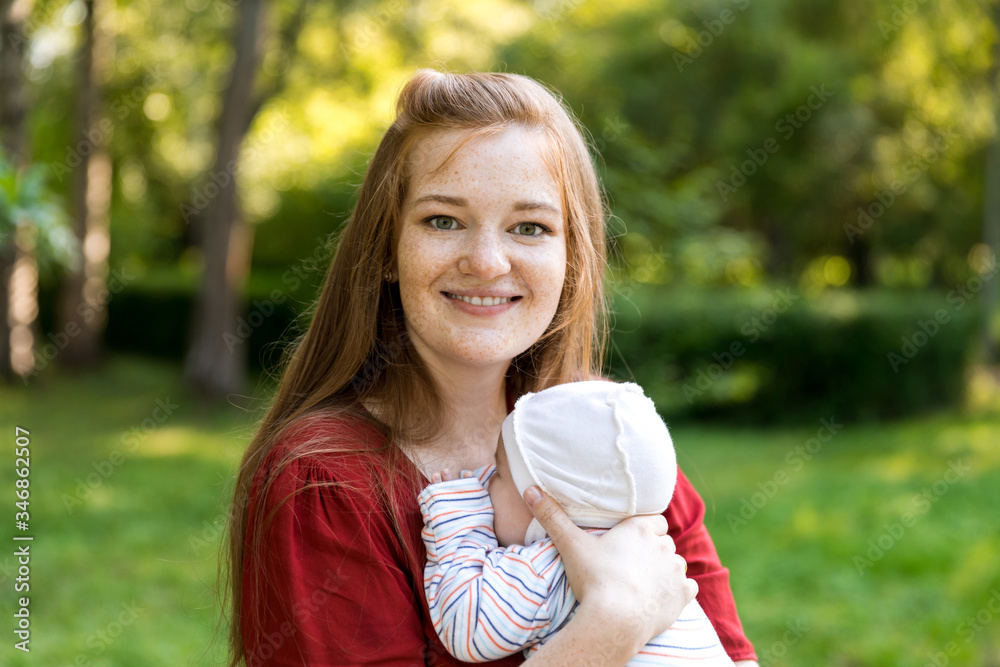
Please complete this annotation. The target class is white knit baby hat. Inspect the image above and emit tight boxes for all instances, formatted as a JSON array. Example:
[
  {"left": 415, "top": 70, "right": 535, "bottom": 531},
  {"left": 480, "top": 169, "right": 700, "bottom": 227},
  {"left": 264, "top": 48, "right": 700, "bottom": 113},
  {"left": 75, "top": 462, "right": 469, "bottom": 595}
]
[{"left": 500, "top": 381, "right": 677, "bottom": 545}]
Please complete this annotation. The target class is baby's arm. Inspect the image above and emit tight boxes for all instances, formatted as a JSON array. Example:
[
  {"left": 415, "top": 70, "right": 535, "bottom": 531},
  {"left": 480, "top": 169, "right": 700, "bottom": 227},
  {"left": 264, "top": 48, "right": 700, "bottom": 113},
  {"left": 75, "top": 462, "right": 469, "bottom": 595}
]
[{"left": 418, "top": 470, "right": 573, "bottom": 662}]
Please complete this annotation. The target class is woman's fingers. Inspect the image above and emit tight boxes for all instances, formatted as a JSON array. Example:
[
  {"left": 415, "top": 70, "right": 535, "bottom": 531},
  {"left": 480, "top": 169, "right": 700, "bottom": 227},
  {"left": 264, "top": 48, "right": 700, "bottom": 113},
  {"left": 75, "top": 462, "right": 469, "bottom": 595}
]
[
  {"left": 683, "top": 577, "right": 699, "bottom": 603},
  {"left": 521, "top": 488, "right": 698, "bottom": 645},
  {"left": 523, "top": 486, "right": 584, "bottom": 552},
  {"left": 647, "top": 513, "right": 669, "bottom": 536}
]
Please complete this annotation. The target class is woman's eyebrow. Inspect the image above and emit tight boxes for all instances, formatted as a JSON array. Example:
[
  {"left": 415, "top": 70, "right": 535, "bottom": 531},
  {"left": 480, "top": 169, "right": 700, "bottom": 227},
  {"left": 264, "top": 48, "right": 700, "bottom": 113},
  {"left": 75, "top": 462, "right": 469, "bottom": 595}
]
[
  {"left": 411, "top": 194, "right": 561, "bottom": 216},
  {"left": 412, "top": 193, "right": 466, "bottom": 207},
  {"left": 512, "top": 200, "right": 561, "bottom": 215}
]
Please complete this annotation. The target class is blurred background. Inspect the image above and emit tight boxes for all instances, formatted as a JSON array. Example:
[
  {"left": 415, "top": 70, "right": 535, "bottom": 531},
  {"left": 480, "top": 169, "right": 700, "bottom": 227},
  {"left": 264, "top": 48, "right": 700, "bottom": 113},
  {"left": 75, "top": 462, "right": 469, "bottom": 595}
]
[{"left": 1, "top": 0, "right": 999, "bottom": 664}]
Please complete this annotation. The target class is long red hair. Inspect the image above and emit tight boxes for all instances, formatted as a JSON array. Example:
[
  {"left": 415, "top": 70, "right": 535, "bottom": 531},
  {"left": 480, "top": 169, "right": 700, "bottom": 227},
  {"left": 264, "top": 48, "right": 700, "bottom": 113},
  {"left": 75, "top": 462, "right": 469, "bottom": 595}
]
[{"left": 223, "top": 68, "right": 610, "bottom": 665}]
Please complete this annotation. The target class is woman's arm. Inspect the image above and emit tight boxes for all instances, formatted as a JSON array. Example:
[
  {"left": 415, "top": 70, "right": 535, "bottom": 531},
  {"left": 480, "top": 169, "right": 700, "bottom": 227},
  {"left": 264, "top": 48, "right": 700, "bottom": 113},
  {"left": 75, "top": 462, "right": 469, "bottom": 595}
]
[
  {"left": 242, "top": 452, "right": 430, "bottom": 665},
  {"left": 518, "top": 487, "right": 698, "bottom": 666}
]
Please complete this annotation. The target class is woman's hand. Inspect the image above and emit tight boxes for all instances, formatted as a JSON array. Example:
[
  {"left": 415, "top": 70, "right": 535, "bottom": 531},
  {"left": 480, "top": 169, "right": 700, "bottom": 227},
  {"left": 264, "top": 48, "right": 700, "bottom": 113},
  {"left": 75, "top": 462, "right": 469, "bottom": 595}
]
[{"left": 523, "top": 486, "right": 697, "bottom": 659}]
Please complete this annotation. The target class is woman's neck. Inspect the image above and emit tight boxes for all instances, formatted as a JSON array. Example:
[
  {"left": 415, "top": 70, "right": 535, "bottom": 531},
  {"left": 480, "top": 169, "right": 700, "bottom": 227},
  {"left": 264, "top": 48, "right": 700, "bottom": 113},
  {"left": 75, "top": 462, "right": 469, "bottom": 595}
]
[{"left": 408, "top": 361, "right": 509, "bottom": 477}]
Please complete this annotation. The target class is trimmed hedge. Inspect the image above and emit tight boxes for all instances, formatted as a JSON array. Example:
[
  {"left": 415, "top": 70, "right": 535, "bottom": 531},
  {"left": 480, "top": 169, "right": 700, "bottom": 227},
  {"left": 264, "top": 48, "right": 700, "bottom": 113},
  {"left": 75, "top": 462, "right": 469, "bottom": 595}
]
[
  {"left": 101, "top": 278, "right": 304, "bottom": 374},
  {"left": 608, "top": 285, "right": 980, "bottom": 424},
  {"left": 41, "top": 276, "right": 977, "bottom": 424}
]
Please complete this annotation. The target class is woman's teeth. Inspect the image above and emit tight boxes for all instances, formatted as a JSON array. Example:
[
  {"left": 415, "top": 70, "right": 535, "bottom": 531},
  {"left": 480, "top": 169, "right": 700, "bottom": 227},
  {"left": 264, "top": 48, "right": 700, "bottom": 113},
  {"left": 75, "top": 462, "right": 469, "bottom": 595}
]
[{"left": 448, "top": 293, "right": 513, "bottom": 306}]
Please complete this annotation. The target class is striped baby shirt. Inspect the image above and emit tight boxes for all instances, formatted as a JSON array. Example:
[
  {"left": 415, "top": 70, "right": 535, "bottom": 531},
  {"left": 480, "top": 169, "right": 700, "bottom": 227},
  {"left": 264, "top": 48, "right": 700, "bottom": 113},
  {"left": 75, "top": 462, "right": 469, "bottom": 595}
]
[{"left": 418, "top": 466, "right": 734, "bottom": 665}]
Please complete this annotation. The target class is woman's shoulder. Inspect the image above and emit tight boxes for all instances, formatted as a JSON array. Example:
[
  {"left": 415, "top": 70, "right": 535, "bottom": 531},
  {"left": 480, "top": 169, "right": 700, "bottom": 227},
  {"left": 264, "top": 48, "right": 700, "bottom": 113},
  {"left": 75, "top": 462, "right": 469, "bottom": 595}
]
[{"left": 254, "top": 409, "right": 397, "bottom": 497}]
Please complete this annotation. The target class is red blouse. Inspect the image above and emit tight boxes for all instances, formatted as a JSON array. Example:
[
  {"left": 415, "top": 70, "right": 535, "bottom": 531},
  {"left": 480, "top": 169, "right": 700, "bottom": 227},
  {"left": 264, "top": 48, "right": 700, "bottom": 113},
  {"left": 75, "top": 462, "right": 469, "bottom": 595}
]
[{"left": 241, "top": 413, "right": 757, "bottom": 666}]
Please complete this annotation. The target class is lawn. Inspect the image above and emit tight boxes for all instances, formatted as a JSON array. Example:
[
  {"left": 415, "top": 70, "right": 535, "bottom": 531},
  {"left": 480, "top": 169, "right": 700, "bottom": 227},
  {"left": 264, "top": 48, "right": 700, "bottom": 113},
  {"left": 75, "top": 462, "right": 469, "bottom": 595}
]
[{"left": 1, "top": 355, "right": 998, "bottom": 666}]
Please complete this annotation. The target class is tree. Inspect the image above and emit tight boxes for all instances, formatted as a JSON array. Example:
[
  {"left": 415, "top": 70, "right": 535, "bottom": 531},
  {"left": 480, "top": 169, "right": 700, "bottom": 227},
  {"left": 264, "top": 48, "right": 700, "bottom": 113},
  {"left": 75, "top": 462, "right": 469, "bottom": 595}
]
[
  {"left": 1, "top": 0, "right": 32, "bottom": 379},
  {"left": 981, "top": 1, "right": 1000, "bottom": 366},
  {"left": 57, "top": 0, "right": 113, "bottom": 369},
  {"left": 183, "top": 0, "right": 311, "bottom": 399}
]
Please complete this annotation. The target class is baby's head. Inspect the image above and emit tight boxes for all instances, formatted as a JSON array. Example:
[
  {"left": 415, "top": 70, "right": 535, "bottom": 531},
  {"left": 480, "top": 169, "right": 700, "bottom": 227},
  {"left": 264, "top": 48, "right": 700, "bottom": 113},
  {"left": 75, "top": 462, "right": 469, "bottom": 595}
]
[{"left": 487, "top": 381, "right": 676, "bottom": 547}]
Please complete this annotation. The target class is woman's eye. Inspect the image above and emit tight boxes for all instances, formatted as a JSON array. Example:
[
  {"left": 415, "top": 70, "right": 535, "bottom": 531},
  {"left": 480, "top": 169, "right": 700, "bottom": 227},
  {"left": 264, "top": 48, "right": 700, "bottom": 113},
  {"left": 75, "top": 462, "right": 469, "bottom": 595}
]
[
  {"left": 513, "top": 222, "right": 546, "bottom": 236},
  {"left": 427, "top": 216, "right": 457, "bottom": 230}
]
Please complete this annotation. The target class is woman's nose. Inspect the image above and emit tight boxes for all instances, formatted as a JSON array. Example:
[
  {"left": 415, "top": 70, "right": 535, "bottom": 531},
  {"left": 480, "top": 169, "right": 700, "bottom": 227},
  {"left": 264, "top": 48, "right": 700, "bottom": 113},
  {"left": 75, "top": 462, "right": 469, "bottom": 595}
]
[{"left": 458, "top": 228, "right": 511, "bottom": 279}]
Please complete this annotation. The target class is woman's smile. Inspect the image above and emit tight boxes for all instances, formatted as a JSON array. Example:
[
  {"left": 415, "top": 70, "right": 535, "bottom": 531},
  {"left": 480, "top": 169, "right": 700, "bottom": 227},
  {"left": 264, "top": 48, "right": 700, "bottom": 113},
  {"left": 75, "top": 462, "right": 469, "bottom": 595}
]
[{"left": 443, "top": 291, "right": 522, "bottom": 312}]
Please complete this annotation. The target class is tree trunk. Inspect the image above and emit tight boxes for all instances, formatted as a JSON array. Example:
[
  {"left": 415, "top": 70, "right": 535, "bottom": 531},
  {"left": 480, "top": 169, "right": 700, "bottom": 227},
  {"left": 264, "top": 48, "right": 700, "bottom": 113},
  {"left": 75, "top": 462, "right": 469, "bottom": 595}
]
[
  {"left": 182, "top": 0, "right": 265, "bottom": 399},
  {"left": 981, "top": 4, "right": 1000, "bottom": 366},
  {"left": 844, "top": 227, "right": 873, "bottom": 287},
  {"left": 58, "top": 0, "right": 112, "bottom": 369},
  {"left": 1, "top": 0, "right": 33, "bottom": 380}
]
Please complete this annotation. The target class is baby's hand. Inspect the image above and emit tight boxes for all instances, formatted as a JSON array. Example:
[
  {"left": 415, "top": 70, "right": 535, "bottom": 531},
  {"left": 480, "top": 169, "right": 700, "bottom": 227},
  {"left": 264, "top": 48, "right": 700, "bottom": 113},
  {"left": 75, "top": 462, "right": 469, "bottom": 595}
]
[{"left": 428, "top": 468, "right": 475, "bottom": 484}]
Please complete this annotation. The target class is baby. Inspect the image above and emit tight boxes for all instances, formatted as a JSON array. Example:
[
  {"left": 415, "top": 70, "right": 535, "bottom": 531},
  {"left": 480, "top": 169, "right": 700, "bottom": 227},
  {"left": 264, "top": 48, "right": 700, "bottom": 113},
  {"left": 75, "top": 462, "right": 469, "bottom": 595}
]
[{"left": 418, "top": 381, "right": 734, "bottom": 664}]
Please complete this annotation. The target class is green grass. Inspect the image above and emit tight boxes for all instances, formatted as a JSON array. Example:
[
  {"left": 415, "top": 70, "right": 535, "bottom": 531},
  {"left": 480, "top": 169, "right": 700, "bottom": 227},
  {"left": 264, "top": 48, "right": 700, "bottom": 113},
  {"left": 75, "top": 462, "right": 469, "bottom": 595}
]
[
  {"left": 1, "top": 355, "right": 999, "bottom": 666},
  {"left": 0, "top": 356, "right": 259, "bottom": 666}
]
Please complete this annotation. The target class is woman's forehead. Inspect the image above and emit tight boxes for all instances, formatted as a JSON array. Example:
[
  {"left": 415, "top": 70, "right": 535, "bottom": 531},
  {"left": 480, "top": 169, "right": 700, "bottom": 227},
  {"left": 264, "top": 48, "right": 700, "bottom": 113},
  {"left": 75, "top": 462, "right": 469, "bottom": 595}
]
[{"left": 405, "top": 127, "right": 563, "bottom": 209}]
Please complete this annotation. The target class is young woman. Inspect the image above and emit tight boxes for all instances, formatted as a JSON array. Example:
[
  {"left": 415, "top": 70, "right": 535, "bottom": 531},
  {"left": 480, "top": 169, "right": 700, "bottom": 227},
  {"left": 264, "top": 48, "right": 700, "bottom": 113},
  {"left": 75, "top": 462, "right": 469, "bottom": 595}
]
[{"left": 225, "top": 69, "right": 759, "bottom": 666}]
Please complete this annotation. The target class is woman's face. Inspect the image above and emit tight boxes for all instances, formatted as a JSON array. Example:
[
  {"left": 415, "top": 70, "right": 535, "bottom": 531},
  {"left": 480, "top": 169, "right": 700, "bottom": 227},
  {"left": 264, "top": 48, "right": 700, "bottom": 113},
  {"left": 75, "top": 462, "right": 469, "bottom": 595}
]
[{"left": 395, "top": 127, "right": 567, "bottom": 375}]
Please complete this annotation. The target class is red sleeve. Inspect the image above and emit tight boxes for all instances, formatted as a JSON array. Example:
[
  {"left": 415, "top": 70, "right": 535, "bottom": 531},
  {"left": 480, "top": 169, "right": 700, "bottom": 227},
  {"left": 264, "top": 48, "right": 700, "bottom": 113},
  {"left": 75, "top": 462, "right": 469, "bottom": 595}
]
[
  {"left": 666, "top": 467, "right": 757, "bottom": 663},
  {"left": 242, "top": 445, "right": 428, "bottom": 666}
]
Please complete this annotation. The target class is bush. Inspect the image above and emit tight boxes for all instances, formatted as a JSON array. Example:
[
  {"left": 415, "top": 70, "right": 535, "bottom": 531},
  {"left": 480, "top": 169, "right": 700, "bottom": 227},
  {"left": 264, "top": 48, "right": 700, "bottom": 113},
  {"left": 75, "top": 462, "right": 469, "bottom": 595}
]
[
  {"left": 101, "top": 271, "right": 305, "bottom": 373},
  {"left": 61, "top": 276, "right": 978, "bottom": 425},
  {"left": 608, "top": 285, "right": 980, "bottom": 424}
]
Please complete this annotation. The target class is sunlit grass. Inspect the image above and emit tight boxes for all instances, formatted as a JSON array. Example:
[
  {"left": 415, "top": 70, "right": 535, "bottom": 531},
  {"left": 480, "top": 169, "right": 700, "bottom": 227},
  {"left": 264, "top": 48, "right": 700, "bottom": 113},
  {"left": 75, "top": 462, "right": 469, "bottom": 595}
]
[
  {"left": 676, "top": 403, "right": 1000, "bottom": 666},
  {"left": 1, "top": 355, "right": 998, "bottom": 665}
]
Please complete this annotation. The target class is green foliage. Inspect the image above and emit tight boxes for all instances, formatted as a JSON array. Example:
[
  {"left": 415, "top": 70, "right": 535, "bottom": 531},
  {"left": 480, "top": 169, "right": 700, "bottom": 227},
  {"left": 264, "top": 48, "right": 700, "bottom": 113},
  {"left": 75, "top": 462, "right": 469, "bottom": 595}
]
[
  {"left": 97, "top": 271, "right": 305, "bottom": 373},
  {"left": 609, "top": 284, "right": 980, "bottom": 423},
  {"left": 23, "top": 0, "right": 999, "bottom": 292}
]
